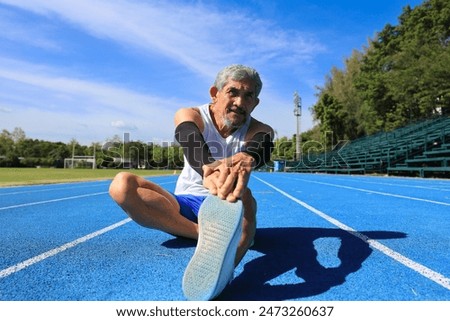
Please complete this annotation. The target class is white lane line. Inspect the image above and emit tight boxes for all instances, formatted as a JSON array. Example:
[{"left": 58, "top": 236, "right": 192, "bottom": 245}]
[
  {"left": 0, "top": 218, "right": 132, "bottom": 279},
  {"left": 0, "top": 192, "right": 108, "bottom": 211},
  {"left": 254, "top": 176, "right": 450, "bottom": 291},
  {"left": 321, "top": 176, "right": 450, "bottom": 192},
  {"left": 293, "top": 178, "right": 450, "bottom": 206},
  {"left": 0, "top": 180, "right": 177, "bottom": 211},
  {"left": 0, "top": 183, "right": 108, "bottom": 196}
]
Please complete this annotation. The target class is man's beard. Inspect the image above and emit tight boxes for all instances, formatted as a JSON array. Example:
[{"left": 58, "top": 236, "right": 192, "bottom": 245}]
[{"left": 223, "top": 106, "right": 247, "bottom": 130}]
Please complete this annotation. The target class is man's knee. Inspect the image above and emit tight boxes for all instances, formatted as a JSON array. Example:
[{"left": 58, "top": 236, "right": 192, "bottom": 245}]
[{"left": 109, "top": 172, "right": 136, "bottom": 204}]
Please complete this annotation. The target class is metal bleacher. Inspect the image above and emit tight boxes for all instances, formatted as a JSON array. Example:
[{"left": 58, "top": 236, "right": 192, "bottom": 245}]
[{"left": 288, "top": 116, "right": 450, "bottom": 178}]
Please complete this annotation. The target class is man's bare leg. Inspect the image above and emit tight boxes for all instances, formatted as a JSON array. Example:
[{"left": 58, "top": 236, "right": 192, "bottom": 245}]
[
  {"left": 109, "top": 172, "right": 198, "bottom": 239},
  {"left": 109, "top": 172, "right": 255, "bottom": 265},
  {"left": 235, "top": 188, "right": 257, "bottom": 265}
]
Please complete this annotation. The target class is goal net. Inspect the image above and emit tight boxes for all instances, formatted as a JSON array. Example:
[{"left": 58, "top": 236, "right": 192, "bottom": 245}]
[{"left": 64, "top": 156, "right": 96, "bottom": 169}]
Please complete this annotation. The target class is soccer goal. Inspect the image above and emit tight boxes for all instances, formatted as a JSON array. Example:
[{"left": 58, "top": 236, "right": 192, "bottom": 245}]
[{"left": 64, "top": 156, "right": 96, "bottom": 169}]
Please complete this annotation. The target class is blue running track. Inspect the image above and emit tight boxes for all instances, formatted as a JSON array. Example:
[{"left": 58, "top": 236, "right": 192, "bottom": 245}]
[{"left": 0, "top": 173, "right": 449, "bottom": 301}]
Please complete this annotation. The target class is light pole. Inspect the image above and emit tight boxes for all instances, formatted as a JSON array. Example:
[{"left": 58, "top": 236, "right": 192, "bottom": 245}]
[
  {"left": 293, "top": 91, "right": 302, "bottom": 161},
  {"left": 71, "top": 140, "right": 75, "bottom": 169}
]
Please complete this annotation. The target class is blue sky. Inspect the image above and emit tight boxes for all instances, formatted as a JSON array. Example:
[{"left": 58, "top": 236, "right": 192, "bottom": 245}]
[{"left": 0, "top": 0, "right": 424, "bottom": 145}]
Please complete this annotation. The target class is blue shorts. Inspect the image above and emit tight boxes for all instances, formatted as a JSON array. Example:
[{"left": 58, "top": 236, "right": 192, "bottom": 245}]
[{"left": 173, "top": 194, "right": 207, "bottom": 223}]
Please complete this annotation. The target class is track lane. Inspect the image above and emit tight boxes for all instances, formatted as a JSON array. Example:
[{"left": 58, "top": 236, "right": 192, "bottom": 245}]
[{"left": 1, "top": 173, "right": 449, "bottom": 300}]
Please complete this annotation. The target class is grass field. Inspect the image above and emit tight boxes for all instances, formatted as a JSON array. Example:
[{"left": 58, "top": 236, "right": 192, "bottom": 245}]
[{"left": 0, "top": 168, "right": 177, "bottom": 186}]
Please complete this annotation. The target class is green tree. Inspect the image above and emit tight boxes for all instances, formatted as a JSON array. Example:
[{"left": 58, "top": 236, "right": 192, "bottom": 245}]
[
  {"left": 387, "top": 0, "right": 450, "bottom": 119},
  {"left": 356, "top": 23, "right": 400, "bottom": 131},
  {"left": 313, "top": 50, "right": 365, "bottom": 140},
  {"left": 272, "top": 136, "right": 294, "bottom": 160},
  {"left": 0, "top": 130, "right": 14, "bottom": 156},
  {"left": 313, "top": 93, "right": 348, "bottom": 146}
]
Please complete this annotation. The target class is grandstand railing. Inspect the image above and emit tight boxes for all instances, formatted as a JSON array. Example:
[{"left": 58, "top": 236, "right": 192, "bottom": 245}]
[{"left": 287, "top": 116, "right": 450, "bottom": 178}]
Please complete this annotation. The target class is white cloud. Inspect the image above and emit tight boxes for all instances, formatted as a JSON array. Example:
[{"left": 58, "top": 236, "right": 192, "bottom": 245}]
[
  {"left": 0, "top": 58, "right": 181, "bottom": 143},
  {"left": 111, "top": 120, "right": 137, "bottom": 131},
  {"left": 0, "top": 106, "right": 12, "bottom": 113},
  {"left": 0, "top": 6, "right": 61, "bottom": 51},
  {"left": 0, "top": 0, "right": 325, "bottom": 77}
]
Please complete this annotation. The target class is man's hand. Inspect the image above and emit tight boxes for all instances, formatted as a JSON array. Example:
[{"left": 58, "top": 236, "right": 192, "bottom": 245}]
[{"left": 202, "top": 153, "right": 254, "bottom": 202}]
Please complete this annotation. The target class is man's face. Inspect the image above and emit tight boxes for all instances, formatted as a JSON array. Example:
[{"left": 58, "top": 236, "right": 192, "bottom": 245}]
[{"left": 211, "top": 77, "right": 260, "bottom": 130}]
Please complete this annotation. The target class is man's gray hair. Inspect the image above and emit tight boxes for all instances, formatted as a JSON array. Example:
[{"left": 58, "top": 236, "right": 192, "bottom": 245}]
[{"left": 214, "top": 64, "right": 262, "bottom": 97}]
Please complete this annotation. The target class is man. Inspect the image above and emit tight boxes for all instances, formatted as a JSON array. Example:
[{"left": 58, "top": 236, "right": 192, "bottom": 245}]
[{"left": 109, "top": 64, "right": 274, "bottom": 300}]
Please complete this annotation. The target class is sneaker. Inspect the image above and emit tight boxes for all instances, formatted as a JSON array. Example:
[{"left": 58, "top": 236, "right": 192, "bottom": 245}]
[{"left": 182, "top": 195, "right": 243, "bottom": 300}]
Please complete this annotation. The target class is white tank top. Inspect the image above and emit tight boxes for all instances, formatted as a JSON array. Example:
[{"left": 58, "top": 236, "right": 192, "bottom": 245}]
[{"left": 174, "top": 103, "right": 251, "bottom": 196}]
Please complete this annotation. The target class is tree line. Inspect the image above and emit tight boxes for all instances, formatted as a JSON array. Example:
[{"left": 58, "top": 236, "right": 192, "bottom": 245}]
[
  {"left": 0, "top": 126, "right": 319, "bottom": 168},
  {"left": 0, "top": 128, "right": 185, "bottom": 169}
]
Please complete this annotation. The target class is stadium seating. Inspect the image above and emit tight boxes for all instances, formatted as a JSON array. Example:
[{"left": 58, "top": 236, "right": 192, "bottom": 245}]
[{"left": 287, "top": 116, "right": 450, "bottom": 178}]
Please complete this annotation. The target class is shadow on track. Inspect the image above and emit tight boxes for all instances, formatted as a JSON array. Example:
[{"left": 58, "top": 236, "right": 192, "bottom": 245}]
[
  {"left": 220, "top": 227, "right": 406, "bottom": 300},
  {"left": 162, "top": 227, "right": 406, "bottom": 301}
]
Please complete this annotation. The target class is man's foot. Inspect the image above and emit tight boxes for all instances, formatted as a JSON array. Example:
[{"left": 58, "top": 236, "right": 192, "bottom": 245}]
[{"left": 182, "top": 195, "right": 243, "bottom": 300}]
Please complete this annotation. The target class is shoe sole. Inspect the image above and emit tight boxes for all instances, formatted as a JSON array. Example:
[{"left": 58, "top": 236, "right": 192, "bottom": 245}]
[{"left": 182, "top": 195, "right": 243, "bottom": 301}]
